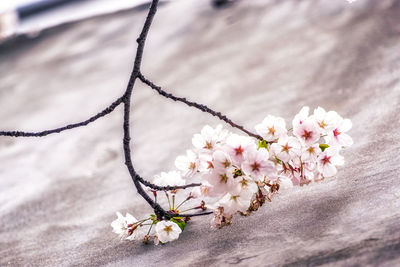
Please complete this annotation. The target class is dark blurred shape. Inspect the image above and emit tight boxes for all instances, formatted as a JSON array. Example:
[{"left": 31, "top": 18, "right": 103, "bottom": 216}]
[
  {"left": 17, "top": 0, "right": 87, "bottom": 19},
  {"left": 211, "top": 0, "right": 234, "bottom": 8}
]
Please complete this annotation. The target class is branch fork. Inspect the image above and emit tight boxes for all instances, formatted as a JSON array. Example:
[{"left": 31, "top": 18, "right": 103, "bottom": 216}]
[{"left": 0, "top": 0, "right": 260, "bottom": 220}]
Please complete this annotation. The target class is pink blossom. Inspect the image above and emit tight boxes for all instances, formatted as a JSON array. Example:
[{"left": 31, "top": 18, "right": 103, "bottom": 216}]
[
  {"left": 225, "top": 134, "right": 256, "bottom": 165},
  {"left": 317, "top": 147, "right": 344, "bottom": 177},
  {"left": 203, "top": 168, "right": 236, "bottom": 197},
  {"left": 325, "top": 118, "right": 353, "bottom": 147},
  {"left": 292, "top": 106, "right": 309, "bottom": 129},
  {"left": 241, "top": 147, "right": 275, "bottom": 181},
  {"left": 293, "top": 118, "right": 321, "bottom": 146}
]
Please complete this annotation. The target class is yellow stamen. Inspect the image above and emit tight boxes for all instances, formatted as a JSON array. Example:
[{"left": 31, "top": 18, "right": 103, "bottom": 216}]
[{"left": 164, "top": 225, "right": 173, "bottom": 234}]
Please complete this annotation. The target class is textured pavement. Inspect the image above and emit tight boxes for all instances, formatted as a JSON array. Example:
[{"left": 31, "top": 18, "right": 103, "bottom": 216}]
[{"left": 1, "top": 0, "right": 400, "bottom": 266}]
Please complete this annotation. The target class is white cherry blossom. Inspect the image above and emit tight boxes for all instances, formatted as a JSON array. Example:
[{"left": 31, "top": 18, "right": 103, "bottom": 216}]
[
  {"left": 197, "top": 153, "right": 214, "bottom": 173},
  {"left": 271, "top": 136, "right": 301, "bottom": 162},
  {"left": 301, "top": 143, "right": 320, "bottom": 162},
  {"left": 175, "top": 150, "right": 199, "bottom": 177},
  {"left": 204, "top": 167, "right": 236, "bottom": 197},
  {"left": 312, "top": 107, "right": 340, "bottom": 134},
  {"left": 255, "top": 115, "right": 287, "bottom": 142},
  {"left": 190, "top": 184, "right": 210, "bottom": 198},
  {"left": 212, "top": 150, "right": 232, "bottom": 170},
  {"left": 153, "top": 171, "right": 185, "bottom": 187},
  {"left": 229, "top": 176, "right": 259, "bottom": 196},
  {"left": 112, "top": 106, "right": 353, "bottom": 241},
  {"left": 218, "top": 187, "right": 254, "bottom": 216},
  {"left": 192, "top": 125, "right": 227, "bottom": 152},
  {"left": 317, "top": 147, "right": 344, "bottom": 177},
  {"left": 111, "top": 212, "right": 139, "bottom": 240},
  {"left": 276, "top": 175, "right": 293, "bottom": 191},
  {"left": 155, "top": 220, "right": 182, "bottom": 243},
  {"left": 325, "top": 117, "right": 353, "bottom": 147}
]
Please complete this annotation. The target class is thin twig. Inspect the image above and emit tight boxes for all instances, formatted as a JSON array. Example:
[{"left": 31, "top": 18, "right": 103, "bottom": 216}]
[
  {"left": 138, "top": 73, "right": 263, "bottom": 140},
  {"left": 0, "top": 96, "right": 124, "bottom": 137},
  {"left": 121, "top": 0, "right": 167, "bottom": 219},
  {"left": 138, "top": 178, "right": 201, "bottom": 191},
  {"left": 177, "top": 211, "right": 213, "bottom": 217}
]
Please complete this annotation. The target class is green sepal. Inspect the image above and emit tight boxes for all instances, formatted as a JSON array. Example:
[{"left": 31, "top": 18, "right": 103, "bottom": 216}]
[
  {"left": 149, "top": 214, "right": 158, "bottom": 223},
  {"left": 170, "top": 217, "right": 186, "bottom": 231},
  {"left": 319, "top": 144, "right": 329, "bottom": 152},
  {"left": 258, "top": 140, "right": 269, "bottom": 151},
  {"left": 233, "top": 168, "right": 243, "bottom": 178}
]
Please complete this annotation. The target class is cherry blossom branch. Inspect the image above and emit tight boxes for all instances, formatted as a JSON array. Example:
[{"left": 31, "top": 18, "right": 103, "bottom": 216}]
[
  {"left": 138, "top": 179, "right": 201, "bottom": 191},
  {"left": 0, "top": 0, "right": 250, "bottom": 220},
  {"left": 119, "top": 0, "right": 210, "bottom": 219},
  {"left": 120, "top": 0, "right": 170, "bottom": 219},
  {"left": 138, "top": 73, "right": 263, "bottom": 140},
  {"left": 0, "top": 0, "right": 209, "bottom": 220},
  {"left": 109, "top": 2, "right": 353, "bottom": 244},
  {"left": 0, "top": 96, "right": 124, "bottom": 137}
]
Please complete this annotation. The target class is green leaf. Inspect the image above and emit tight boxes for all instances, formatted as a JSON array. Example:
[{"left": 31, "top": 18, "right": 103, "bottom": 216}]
[
  {"left": 319, "top": 144, "right": 329, "bottom": 152},
  {"left": 170, "top": 217, "right": 186, "bottom": 231},
  {"left": 258, "top": 140, "right": 269, "bottom": 151}
]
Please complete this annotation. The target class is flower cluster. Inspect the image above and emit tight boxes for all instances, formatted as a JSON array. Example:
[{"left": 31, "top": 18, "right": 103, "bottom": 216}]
[
  {"left": 111, "top": 212, "right": 184, "bottom": 244},
  {"left": 111, "top": 107, "right": 352, "bottom": 244}
]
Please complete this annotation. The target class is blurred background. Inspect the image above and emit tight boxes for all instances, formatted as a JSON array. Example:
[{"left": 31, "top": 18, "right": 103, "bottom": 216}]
[
  {"left": 0, "top": 0, "right": 157, "bottom": 40},
  {"left": 1, "top": 0, "right": 400, "bottom": 266}
]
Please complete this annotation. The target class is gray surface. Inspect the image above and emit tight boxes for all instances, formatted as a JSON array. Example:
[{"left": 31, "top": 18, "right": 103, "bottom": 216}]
[{"left": 1, "top": 0, "right": 400, "bottom": 266}]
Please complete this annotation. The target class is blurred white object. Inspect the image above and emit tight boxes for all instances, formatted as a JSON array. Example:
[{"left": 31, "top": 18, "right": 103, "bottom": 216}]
[
  {"left": 1, "top": 0, "right": 168, "bottom": 41},
  {"left": 0, "top": 8, "right": 19, "bottom": 41}
]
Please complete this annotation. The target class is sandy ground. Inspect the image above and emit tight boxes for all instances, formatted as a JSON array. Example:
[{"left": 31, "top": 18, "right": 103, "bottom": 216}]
[{"left": 1, "top": 0, "right": 400, "bottom": 266}]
